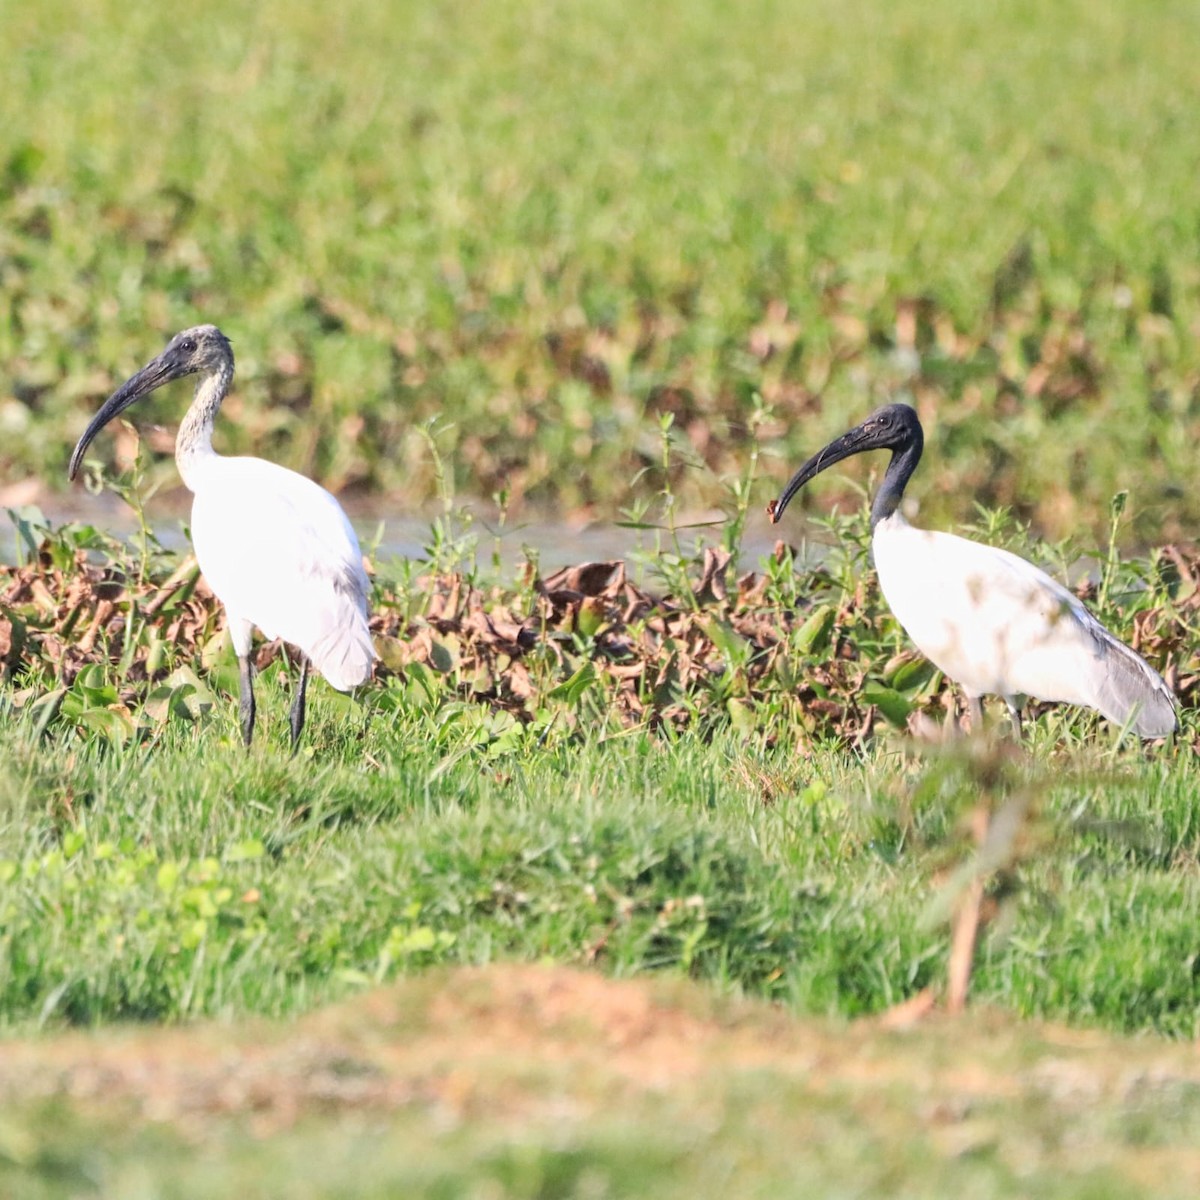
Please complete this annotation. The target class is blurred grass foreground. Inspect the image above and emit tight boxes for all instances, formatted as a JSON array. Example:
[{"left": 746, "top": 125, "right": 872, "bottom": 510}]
[{"left": 3, "top": 0, "right": 1200, "bottom": 544}]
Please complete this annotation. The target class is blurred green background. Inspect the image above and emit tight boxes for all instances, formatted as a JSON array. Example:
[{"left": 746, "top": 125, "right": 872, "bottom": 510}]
[{"left": 3, "top": 0, "right": 1200, "bottom": 541}]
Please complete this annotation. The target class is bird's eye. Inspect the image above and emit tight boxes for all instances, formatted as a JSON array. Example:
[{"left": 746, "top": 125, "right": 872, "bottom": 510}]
[{"left": 180, "top": 337, "right": 196, "bottom": 354}]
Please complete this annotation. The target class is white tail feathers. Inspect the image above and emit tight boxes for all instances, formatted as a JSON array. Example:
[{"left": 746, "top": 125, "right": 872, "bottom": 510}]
[{"left": 306, "top": 616, "right": 375, "bottom": 691}]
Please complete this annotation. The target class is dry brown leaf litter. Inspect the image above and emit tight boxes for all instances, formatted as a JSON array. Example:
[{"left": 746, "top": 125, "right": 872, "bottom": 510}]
[{"left": 0, "top": 535, "right": 1193, "bottom": 745}]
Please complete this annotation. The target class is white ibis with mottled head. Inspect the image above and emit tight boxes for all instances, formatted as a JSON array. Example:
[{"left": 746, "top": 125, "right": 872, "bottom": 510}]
[
  {"left": 69, "top": 325, "right": 376, "bottom": 750},
  {"left": 768, "top": 404, "right": 1176, "bottom": 739}
]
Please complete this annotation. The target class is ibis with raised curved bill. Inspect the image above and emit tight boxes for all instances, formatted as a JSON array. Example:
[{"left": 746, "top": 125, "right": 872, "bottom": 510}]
[
  {"left": 68, "top": 325, "right": 376, "bottom": 750},
  {"left": 768, "top": 404, "right": 1177, "bottom": 739}
]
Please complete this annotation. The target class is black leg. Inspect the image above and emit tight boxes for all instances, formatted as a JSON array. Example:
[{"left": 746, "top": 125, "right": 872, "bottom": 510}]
[
  {"left": 289, "top": 656, "right": 309, "bottom": 754},
  {"left": 967, "top": 695, "right": 984, "bottom": 734},
  {"left": 1005, "top": 699, "right": 1024, "bottom": 740},
  {"left": 238, "top": 655, "right": 257, "bottom": 748}
]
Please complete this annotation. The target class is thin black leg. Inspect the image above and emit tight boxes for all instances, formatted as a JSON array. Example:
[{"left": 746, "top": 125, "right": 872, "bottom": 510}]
[
  {"left": 1005, "top": 699, "right": 1024, "bottom": 740},
  {"left": 289, "top": 656, "right": 309, "bottom": 754},
  {"left": 968, "top": 695, "right": 984, "bottom": 735},
  {"left": 238, "top": 655, "right": 256, "bottom": 748}
]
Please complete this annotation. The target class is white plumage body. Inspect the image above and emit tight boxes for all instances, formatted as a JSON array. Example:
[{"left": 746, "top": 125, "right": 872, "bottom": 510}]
[
  {"left": 188, "top": 455, "right": 375, "bottom": 691},
  {"left": 872, "top": 512, "right": 1176, "bottom": 737},
  {"left": 770, "top": 404, "right": 1176, "bottom": 739},
  {"left": 68, "top": 324, "right": 377, "bottom": 747}
]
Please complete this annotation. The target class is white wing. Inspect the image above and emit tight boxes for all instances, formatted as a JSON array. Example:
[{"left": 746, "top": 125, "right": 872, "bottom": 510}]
[
  {"left": 873, "top": 516, "right": 1176, "bottom": 737},
  {"left": 190, "top": 456, "right": 375, "bottom": 690}
]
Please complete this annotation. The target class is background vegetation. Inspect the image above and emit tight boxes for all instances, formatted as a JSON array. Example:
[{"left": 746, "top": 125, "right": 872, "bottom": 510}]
[{"left": 4, "top": 0, "right": 1200, "bottom": 539}]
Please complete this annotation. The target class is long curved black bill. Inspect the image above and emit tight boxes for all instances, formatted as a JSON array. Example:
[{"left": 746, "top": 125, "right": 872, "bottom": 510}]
[
  {"left": 767, "top": 425, "right": 873, "bottom": 524},
  {"left": 67, "top": 352, "right": 183, "bottom": 481}
]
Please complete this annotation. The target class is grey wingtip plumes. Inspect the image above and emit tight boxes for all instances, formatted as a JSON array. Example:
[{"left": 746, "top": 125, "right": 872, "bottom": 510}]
[
  {"left": 1125, "top": 698, "right": 1177, "bottom": 741},
  {"left": 1127, "top": 687, "right": 1178, "bottom": 740},
  {"left": 1088, "top": 624, "right": 1178, "bottom": 739}
]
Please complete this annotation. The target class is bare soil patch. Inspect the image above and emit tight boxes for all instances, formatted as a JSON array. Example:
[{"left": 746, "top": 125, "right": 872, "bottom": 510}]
[{"left": 2, "top": 962, "right": 1199, "bottom": 1155}]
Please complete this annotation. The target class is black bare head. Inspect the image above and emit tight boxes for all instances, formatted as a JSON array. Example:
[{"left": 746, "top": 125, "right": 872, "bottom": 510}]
[
  {"left": 767, "top": 403, "right": 924, "bottom": 530},
  {"left": 68, "top": 326, "right": 234, "bottom": 481}
]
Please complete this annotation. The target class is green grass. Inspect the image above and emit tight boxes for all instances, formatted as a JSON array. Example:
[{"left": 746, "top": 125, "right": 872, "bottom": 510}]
[
  {"left": 0, "top": 474, "right": 1195, "bottom": 1038},
  {"left": 4, "top": 0, "right": 1200, "bottom": 538},
  {"left": 1, "top": 658, "right": 1197, "bottom": 1036}
]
